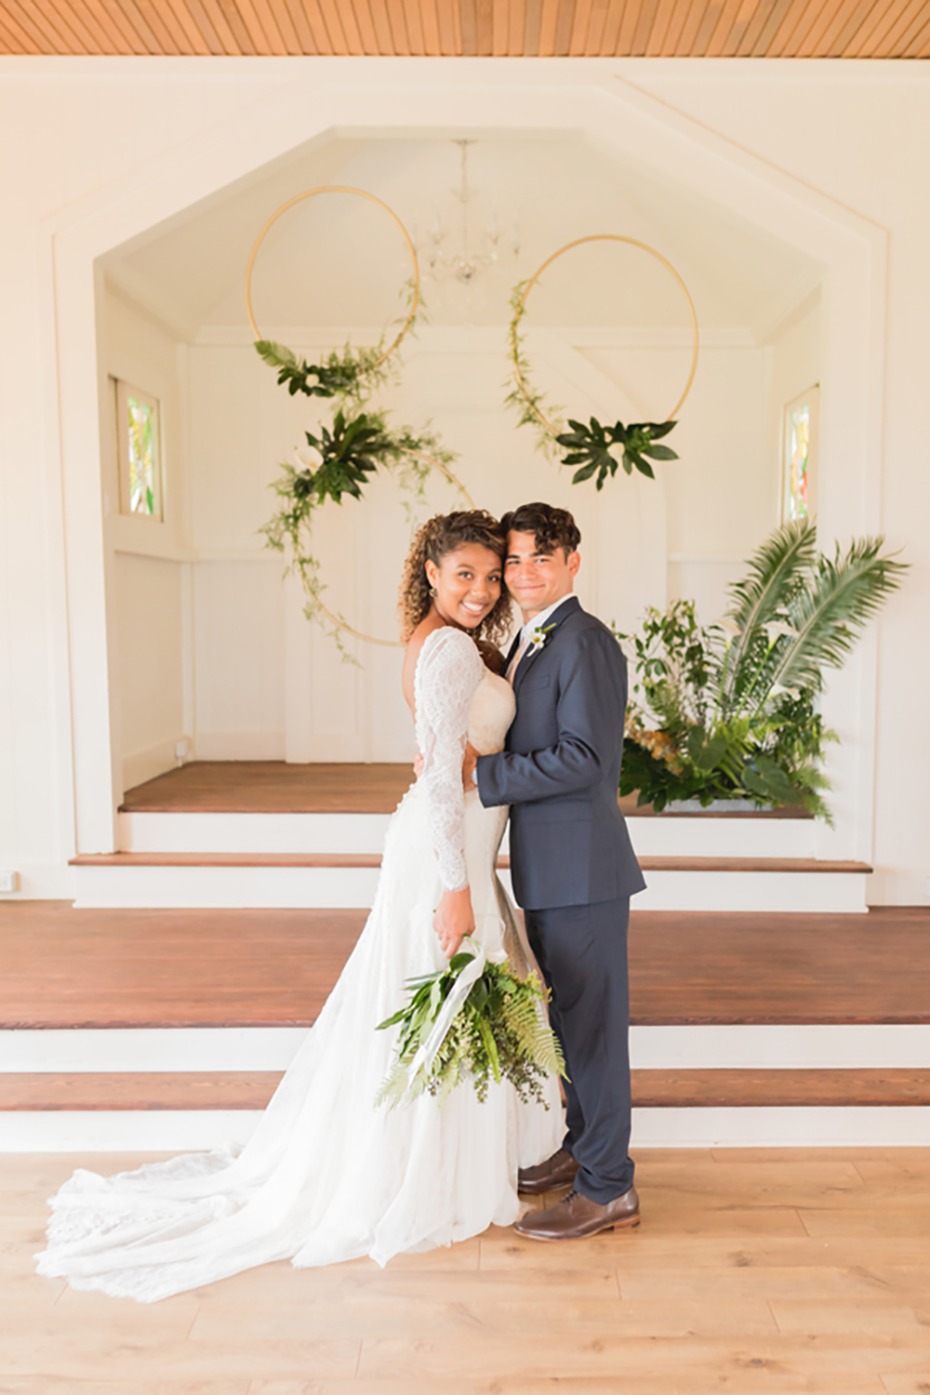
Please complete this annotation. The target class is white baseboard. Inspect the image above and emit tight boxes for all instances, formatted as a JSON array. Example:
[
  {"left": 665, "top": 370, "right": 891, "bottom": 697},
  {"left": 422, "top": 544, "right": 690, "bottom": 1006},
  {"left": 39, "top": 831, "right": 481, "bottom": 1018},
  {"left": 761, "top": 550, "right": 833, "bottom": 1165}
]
[
  {"left": 6, "top": 1024, "right": 930, "bottom": 1074},
  {"left": 192, "top": 732, "right": 286, "bottom": 760},
  {"left": 6, "top": 1106, "right": 930, "bottom": 1152},
  {"left": 122, "top": 739, "right": 184, "bottom": 792},
  {"left": 0, "top": 863, "right": 74, "bottom": 901}
]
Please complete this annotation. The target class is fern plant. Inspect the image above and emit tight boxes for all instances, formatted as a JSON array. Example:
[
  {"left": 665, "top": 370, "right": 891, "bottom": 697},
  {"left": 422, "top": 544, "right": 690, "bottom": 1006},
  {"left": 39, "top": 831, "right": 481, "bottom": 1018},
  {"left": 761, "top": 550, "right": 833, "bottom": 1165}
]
[{"left": 618, "top": 520, "right": 907, "bottom": 817}]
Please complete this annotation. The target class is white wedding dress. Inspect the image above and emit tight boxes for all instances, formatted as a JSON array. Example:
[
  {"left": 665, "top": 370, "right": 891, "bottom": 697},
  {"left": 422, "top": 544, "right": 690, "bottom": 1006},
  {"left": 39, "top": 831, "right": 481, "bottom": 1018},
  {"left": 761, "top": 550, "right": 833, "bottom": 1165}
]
[{"left": 36, "top": 627, "right": 563, "bottom": 1302}]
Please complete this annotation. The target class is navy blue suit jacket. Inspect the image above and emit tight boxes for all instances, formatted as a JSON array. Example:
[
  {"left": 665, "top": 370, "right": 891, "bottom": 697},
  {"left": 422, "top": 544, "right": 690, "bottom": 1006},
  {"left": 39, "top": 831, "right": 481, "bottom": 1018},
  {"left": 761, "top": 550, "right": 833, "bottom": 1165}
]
[{"left": 476, "top": 596, "right": 646, "bottom": 910}]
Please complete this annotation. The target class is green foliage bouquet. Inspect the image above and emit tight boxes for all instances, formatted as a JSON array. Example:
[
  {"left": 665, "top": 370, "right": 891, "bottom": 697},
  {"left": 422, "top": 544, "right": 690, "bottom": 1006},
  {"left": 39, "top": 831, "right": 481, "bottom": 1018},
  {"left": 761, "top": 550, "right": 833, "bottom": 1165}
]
[
  {"left": 375, "top": 943, "right": 567, "bottom": 1110},
  {"left": 618, "top": 519, "right": 907, "bottom": 818}
]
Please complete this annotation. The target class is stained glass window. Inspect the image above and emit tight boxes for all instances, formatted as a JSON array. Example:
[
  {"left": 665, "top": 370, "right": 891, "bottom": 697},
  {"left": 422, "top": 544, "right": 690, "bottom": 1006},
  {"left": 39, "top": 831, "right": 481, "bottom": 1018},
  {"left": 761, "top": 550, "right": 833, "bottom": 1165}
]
[
  {"left": 782, "top": 387, "right": 818, "bottom": 523},
  {"left": 116, "top": 381, "right": 162, "bottom": 520}
]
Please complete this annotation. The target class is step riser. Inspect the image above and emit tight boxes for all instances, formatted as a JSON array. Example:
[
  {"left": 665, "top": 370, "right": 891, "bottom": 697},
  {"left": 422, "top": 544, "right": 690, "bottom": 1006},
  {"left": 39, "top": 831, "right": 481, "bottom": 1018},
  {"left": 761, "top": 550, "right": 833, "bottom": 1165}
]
[
  {"left": 118, "top": 811, "right": 819, "bottom": 860},
  {"left": 71, "top": 866, "right": 868, "bottom": 913},
  {"left": 7, "top": 1025, "right": 930, "bottom": 1073},
  {"left": 5, "top": 1106, "right": 930, "bottom": 1152},
  {"left": 118, "top": 812, "right": 393, "bottom": 855}
]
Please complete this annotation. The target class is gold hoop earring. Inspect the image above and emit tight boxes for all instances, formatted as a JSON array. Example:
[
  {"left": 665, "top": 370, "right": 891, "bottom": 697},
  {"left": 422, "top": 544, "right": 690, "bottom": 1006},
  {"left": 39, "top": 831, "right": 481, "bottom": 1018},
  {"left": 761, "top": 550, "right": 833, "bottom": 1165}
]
[{"left": 429, "top": 586, "right": 438, "bottom": 598}]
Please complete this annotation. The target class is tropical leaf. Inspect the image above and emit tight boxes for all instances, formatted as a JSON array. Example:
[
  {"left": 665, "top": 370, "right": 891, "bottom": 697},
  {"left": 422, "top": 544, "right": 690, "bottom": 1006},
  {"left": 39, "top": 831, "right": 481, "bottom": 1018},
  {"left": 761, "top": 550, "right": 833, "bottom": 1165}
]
[
  {"left": 759, "top": 537, "right": 908, "bottom": 707},
  {"left": 714, "top": 519, "right": 817, "bottom": 714}
]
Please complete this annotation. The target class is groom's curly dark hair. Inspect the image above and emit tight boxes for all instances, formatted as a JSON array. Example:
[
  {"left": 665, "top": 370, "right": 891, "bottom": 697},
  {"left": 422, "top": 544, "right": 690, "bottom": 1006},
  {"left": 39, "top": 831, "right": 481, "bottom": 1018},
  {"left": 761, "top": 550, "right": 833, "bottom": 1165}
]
[
  {"left": 500, "top": 502, "right": 581, "bottom": 557},
  {"left": 398, "top": 510, "right": 514, "bottom": 645}
]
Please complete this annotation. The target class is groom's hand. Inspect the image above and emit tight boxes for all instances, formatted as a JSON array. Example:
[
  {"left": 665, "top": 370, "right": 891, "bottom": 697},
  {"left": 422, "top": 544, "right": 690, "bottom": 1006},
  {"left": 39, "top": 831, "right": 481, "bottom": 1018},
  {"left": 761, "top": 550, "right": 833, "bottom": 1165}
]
[{"left": 462, "top": 742, "right": 479, "bottom": 791}]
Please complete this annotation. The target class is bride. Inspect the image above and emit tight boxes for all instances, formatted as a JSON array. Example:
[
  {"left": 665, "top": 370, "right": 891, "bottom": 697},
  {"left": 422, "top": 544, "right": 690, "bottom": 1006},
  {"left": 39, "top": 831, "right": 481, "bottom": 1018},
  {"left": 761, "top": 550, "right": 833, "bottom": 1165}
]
[{"left": 36, "top": 509, "right": 563, "bottom": 1302}]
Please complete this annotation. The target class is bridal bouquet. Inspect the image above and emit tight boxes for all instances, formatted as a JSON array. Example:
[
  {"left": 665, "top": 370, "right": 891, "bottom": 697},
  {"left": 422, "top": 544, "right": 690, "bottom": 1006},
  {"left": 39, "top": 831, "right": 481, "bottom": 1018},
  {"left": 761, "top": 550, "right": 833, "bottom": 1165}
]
[{"left": 375, "top": 942, "right": 567, "bottom": 1110}]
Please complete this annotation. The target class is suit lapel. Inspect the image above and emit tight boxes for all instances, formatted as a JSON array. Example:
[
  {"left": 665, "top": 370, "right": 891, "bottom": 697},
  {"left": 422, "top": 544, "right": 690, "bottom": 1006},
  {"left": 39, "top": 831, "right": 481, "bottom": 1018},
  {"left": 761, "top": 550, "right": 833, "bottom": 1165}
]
[{"left": 513, "top": 596, "right": 581, "bottom": 693}]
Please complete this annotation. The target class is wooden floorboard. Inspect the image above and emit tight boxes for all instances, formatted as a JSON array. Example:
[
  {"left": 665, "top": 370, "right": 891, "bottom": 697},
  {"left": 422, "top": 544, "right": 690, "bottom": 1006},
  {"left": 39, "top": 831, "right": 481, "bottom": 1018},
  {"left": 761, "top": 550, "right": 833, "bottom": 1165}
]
[
  {"left": 7, "top": 1148, "right": 930, "bottom": 1391},
  {"left": 5, "top": 1068, "right": 930, "bottom": 1111},
  {"left": 121, "top": 760, "right": 811, "bottom": 819},
  {"left": 2, "top": 902, "right": 930, "bottom": 1030},
  {"left": 70, "top": 851, "right": 871, "bottom": 872}
]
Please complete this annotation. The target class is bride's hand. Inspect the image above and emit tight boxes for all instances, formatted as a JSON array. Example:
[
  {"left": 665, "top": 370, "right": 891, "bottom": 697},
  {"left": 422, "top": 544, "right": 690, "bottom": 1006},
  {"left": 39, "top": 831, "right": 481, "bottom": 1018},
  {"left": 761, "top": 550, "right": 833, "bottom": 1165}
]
[
  {"left": 433, "top": 887, "right": 475, "bottom": 959},
  {"left": 462, "top": 742, "right": 479, "bottom": 792}
]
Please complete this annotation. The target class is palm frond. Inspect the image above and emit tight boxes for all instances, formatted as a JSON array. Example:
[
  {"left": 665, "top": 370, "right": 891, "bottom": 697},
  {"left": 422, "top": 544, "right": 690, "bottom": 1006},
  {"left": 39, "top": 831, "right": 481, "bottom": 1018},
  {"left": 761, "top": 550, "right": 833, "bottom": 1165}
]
[
  {"left": 714, "top": 520, "right": 816, "bottom": 713},
  {"left": 758, "top": 537, "right": 907, "bottom": 706}
]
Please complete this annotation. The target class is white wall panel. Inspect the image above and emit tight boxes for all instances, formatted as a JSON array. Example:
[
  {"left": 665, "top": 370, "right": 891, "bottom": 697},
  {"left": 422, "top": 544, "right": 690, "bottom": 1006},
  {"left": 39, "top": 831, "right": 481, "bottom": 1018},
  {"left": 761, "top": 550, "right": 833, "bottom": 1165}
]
[
  {"left": 192, "top": 559, "right": 285, "bottom": 758},
  {"left": 114, "top": 554, "right": 184, "bottom": 788}
]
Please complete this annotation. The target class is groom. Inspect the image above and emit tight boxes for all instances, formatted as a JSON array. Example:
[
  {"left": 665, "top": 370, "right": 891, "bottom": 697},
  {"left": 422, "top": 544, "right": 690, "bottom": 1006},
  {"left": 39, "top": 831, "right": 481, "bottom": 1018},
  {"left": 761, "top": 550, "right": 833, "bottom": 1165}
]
[{"left": 465, "top": 501, "right": 646, "bottom": 1241}]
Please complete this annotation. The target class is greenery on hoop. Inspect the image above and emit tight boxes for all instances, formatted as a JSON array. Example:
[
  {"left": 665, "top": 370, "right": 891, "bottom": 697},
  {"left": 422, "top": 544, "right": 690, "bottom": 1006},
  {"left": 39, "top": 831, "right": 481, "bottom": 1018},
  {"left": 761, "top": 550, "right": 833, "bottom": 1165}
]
[
  {"left": 256, "top": 321, "right": 458, "bottom": 658},
  {"left": 506, "top": 283, "right": 679, "bottom": 489}
]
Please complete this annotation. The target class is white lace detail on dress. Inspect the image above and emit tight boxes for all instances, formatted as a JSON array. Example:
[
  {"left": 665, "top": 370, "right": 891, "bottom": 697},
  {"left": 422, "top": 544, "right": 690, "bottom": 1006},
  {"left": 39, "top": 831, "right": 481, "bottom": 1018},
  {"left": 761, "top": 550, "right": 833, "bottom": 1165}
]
[{"left": 414, "top": 627, "right": 484, "bottom": 892}]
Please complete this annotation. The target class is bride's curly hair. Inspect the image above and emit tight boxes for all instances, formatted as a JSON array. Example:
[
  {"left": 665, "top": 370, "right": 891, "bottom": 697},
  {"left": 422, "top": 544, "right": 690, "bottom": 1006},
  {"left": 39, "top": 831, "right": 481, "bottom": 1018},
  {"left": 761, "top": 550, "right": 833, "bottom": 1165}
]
[{"left": 399, "top": 510, "right": 513, "bottom": 646}]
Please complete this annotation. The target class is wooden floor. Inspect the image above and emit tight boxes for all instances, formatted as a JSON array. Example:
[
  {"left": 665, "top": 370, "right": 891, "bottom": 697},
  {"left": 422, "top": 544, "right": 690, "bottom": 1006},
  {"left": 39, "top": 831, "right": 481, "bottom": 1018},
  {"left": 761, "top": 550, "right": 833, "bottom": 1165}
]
[
  {"left": 122, "top": 760, "right": 811, "bottom": 818},
  {"left": 7, "top": 1148, "right": 930, "bottom": 1393},
  {"left": 3, "top": 902, "right": 930, "bottom": 1031}
]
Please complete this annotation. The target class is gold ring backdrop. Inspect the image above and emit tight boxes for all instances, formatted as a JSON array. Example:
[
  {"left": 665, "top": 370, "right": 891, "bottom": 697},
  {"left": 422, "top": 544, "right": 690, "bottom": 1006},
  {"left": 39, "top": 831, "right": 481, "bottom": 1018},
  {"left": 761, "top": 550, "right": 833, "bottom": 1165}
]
[
  {"left": 244, "top": 185, "right": 421, "bottom": 367},
  {"left": 513, "top": 234, "right": 700, "bottom": 435},
  {"left": 246, "top": 186, "right": 472, "bottom": 651}
]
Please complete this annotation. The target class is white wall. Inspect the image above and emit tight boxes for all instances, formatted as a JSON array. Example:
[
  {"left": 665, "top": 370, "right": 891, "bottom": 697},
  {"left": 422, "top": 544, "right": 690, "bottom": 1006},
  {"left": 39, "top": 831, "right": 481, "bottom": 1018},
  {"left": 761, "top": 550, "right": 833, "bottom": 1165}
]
[
  {"left": 100, "top": 289, "right": 188, "bottom": 793},
  {"left": 0, "top": 59, "right": 925, "bottom": 903}
]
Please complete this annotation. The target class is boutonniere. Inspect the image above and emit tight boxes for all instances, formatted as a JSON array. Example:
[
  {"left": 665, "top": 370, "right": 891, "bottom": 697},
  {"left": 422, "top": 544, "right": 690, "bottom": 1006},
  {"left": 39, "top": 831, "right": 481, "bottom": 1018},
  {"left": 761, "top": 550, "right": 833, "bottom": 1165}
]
[{"left": 527, "top": 621, "right": 556, "bottom": 657}]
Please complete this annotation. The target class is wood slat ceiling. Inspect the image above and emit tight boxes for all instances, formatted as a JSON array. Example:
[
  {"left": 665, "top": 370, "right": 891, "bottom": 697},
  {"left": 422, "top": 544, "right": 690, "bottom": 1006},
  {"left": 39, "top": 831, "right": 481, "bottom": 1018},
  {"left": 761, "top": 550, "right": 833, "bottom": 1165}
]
[{"left": 1, "top": 0, "right": 929, "bottom": 58}]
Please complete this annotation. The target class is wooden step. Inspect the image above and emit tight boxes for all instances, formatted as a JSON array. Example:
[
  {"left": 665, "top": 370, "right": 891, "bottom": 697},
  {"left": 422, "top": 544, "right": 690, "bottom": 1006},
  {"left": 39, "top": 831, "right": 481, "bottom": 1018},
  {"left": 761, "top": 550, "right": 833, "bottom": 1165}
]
[
  {"left": 120, "top": 760, "right": 813, "bottom": 819},
  {"left": 71, "top": 851, "right": 871, "bottom": 874},
  {"left": 5, "top": 1069, "right": 930, "bottom": 1112},
  {"left": 3, "top": 902, "right": 928, "bottom": 1032}
]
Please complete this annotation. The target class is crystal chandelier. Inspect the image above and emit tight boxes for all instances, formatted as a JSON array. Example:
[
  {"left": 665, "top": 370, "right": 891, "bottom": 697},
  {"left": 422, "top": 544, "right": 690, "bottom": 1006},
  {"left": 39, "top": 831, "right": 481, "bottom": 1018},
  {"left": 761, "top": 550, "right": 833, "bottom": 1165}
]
[{"left": 420, "top": 140, "right": 520, "bottom": 286}]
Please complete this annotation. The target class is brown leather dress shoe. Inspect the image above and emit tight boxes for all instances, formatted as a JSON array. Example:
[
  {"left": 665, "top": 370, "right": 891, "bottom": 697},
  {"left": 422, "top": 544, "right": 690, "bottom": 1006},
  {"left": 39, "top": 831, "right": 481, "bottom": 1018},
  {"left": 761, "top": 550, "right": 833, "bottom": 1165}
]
[
  {"left": 517, "top": 1148, "right": 579, "bottom": 1196},
  {"left": 514, "top": 1186, "right": 641, "bottom": 1241}
]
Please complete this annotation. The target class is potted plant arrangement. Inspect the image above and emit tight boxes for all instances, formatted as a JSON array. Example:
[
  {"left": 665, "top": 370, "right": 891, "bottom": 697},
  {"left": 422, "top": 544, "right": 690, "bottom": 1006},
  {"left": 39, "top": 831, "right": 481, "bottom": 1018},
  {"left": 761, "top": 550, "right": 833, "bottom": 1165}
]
[{"left": 617, "top": 519, "right": 906, "bottom": 819}]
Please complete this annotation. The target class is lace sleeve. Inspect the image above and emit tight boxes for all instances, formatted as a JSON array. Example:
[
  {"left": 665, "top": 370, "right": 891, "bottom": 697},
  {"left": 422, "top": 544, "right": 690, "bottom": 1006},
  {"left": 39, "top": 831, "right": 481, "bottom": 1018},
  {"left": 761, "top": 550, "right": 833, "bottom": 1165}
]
[{"left": 414, "top": 627, "right": 485, "bottom": 892}]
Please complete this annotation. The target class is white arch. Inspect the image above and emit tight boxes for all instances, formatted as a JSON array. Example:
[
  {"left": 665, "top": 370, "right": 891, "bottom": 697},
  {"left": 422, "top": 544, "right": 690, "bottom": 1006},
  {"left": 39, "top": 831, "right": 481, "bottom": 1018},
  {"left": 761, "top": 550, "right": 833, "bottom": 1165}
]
[{"left": 43, "top": 62, "right": 885, "bottom": 858}]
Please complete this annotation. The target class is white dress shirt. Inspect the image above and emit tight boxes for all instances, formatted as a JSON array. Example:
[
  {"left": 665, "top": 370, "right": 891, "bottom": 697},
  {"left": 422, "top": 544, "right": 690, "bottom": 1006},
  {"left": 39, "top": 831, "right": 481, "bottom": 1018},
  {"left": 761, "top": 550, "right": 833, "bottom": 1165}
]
[{"left": 505, "top": 594, "right": 574, "bottom": 683}]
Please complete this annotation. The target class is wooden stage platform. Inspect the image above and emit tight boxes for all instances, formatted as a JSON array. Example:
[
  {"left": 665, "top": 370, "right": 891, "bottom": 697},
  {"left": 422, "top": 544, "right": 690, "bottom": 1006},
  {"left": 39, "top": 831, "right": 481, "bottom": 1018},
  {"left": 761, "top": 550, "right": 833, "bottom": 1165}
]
[
  {"left": 3, "top": 902, "right": 930, "bottom": 1119},
  {"left": 3, "top": 902, "right": 929, "bottom": 1032},
  {"left": 4, "top": 761, "right": 921, "bottom": 1130},
  {"left": 121, "top": 760, "right": 812, "bottom": 818}
]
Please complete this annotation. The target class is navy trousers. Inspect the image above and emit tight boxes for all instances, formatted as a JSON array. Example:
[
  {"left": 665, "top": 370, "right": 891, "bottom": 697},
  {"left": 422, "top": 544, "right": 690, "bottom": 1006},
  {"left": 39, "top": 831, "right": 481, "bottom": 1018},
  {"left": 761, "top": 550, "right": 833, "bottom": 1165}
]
[{"left": 524, "top": 895, "right": 635, "bottom": 1204}]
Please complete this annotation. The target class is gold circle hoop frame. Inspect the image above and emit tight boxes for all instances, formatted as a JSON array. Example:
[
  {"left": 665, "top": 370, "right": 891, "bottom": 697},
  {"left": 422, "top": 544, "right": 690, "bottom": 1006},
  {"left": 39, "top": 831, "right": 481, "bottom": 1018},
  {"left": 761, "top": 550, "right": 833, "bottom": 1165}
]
[
  {"left": 512, "top": 235, "right": 700, "bottom": 437},
  {"left": 245, "top": 185, "right": 473, "bottom": 649},
  {"left": 244, "top": 184, "right": 420, "bottom": 363}
]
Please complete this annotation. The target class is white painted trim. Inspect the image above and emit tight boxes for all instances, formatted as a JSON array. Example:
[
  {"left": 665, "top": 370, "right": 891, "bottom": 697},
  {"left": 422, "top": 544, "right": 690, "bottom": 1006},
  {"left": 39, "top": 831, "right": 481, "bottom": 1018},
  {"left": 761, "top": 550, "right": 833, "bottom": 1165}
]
[
  {"left": 631, "top": 1107, "right": 930, "bottom": 1148},
  {"left": 5, "top": 1024, "right": 929, "bottom": 1075},
  {"left": 0, "top": 863, "right": 74, "bottom": 901},
  {"left": 117, "top": 811, "right": 394, "bottom": 854},
  {"left": 0, "top": 1028, "right": 309, "bottom": 1073},
  {"left": 0, "top": 1111, "right": 259, "bottom": 1152},
  {"left": 192, "top": 731, "right": 286, "bottom": 761},
  {"left": 69, "top": 863, "right": 868, "bottom": 912},
  {"left": 115, "top": 808, "right": 815, "bottom": 859},
  {"left": 122, "top": 739, "right": 185, "bottom": 793},
  {"left": 630, "top": 1025, "right": 930, "bottom": 1071},
  {"left": 6, "top": 1106, "right": 930, "bottom": 1153}
]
